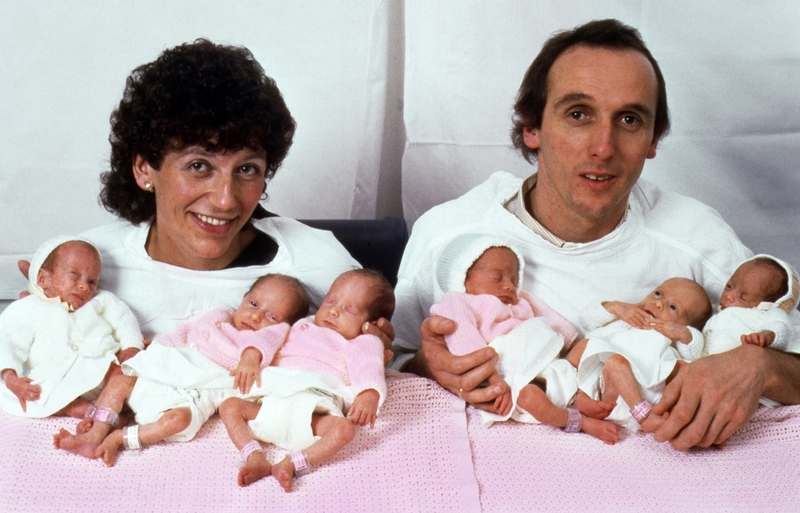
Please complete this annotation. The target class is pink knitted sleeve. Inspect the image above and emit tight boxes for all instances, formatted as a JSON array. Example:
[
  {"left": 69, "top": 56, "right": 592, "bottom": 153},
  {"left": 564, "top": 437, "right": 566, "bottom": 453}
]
[
  {"left": 154, "top": 307, "right": 231, "bottom": 348},
  {"left": 231, "top": 323, "right": 290, "bottom": 367},
  {"left": 521, "top": 292, "right": 579, "bottom": 347},
  {"left": 431, "top": 293, "right": 489, "bottom": 356},
  {"left": 344, "top": 334, "right": 387, "bottom": 405}
]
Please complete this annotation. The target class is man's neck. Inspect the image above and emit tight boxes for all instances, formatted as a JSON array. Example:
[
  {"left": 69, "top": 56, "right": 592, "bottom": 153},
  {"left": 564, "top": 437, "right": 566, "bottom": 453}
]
[{"left": 526, "top": 182, "right": 627, "bottom": 244}]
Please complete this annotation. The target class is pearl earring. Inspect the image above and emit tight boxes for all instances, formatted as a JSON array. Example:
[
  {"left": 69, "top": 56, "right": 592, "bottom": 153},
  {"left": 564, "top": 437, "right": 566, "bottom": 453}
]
[{"left": 145, "top": 182, "right": 154, "bottom": 192}]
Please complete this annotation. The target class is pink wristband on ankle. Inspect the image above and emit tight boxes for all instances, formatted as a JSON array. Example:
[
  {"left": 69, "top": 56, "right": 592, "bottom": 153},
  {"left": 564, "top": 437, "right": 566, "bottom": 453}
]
[
  {"left": 564, "top": 408, "right": 582, "bottom": 433},
  {"left": 630, "top": 400, "right": 652, "bottom": 423},
  {"left": 86, "top": 405, "right": 119, "bottom": 427},
  {"left": 240, "top": 440, "right": 262, "bottom": 463},
  {"left": 289, "top": 450, "right": 311, "bottom": 476}
]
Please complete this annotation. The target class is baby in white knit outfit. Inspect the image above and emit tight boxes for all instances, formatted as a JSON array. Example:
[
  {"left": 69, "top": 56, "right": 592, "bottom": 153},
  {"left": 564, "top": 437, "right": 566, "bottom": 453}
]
[
  {"left": 0, "top": 236, "right": 143, "bottom": 420},
  {"left": 703, "top": 255, "right": 798, "bottom": 355},
  {"left": 566, "top": 278, "right": 712, "bottom": 433}
]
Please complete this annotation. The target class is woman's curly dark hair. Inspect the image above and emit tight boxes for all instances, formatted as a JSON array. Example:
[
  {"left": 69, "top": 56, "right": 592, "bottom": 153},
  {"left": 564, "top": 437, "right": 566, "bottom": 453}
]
[{"left": 100, "top": 39, "right": 296, "bottom": 224}]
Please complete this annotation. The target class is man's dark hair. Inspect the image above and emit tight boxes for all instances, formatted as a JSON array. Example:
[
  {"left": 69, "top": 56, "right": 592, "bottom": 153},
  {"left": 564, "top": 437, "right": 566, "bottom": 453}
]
[
  {"left": 511, "top": 19, "right": 670, "bottom": 163},
  {"left": 100, "top": 39, "right": 296, "bottom": 224}
]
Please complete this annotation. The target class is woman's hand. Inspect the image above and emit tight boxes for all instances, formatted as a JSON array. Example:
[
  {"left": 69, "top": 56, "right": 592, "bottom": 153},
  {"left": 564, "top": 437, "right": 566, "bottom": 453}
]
[
  {"left": 348, "top": 389, "right": 379, "bottom": 428},
  {"left": 408, "top": 315, "right": 502, "bottom": 412},
  {"left": 231, "top": 347, "right": 263, "bottom": 394},
  {"left": 362, "top": 318, "right": 394, "bottom": 364}
]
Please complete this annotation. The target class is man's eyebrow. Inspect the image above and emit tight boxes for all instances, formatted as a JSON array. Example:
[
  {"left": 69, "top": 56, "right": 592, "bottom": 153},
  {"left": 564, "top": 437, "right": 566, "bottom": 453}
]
[{"left": 552, "top": 93, "right": 592, "bottom": 110}]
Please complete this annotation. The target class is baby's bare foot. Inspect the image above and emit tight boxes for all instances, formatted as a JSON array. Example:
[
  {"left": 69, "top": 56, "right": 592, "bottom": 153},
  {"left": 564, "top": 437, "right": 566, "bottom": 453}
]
[
  {"left": 76, "top": 418, "right": 93, "bottom": 434},
  {"left": 53, "top": 428, "right": 103, "bottom": 459},
  {"left": 639, "top": 412, "right": 665, "bottom": 434},
  {"left": 95, "top": 431, "right": 123, "bottom": 467},
  {"left": 271, "top": 456, "right": 296, "bottom": 492},
  {"left": 581, "top": 416, "right": 619, "bottom": 445},
  {"left": 238, "top": 453, "right": 272, "bottom": 487},
  {"left": 574, "top": 391, "right": 615, "bottom": 419}
]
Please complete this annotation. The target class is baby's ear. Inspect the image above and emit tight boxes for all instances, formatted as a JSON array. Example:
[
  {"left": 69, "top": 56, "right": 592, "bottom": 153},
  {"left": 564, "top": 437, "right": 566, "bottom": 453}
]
[{"left": 36, "top": 268, "right": 50, "bottom": 289}]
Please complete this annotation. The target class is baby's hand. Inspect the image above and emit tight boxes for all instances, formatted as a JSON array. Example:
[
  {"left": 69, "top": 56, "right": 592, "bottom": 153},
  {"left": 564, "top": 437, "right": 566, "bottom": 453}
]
[
  {"left": 741, "top": 330, "right": 775, "bottom": 347},
  {"left": 117, "top": 347, "right": 141, "bottom": 364},
  {"left": 487, "top": 372, "right": 512, "bottom": 416},
  {"left": 604, "top": 301, "right": 651, "bottom": 329},
  {"left": 230, "top": 347, "right": 263, "bottom": 394},
  {"left": 2, "top": 370, "right": 41, "bottom": 413},
  {"left": 648, "top": 320, "right": 692, "bottom": 344},
  {"left": 348, "top": 389, "right": 379, "bottom": 428}
]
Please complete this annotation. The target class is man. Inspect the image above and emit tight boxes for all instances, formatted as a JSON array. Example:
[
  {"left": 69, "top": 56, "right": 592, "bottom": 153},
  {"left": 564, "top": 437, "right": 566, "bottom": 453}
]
[{"left": 391, "top": 19, "right": 800, "bottom": 450}]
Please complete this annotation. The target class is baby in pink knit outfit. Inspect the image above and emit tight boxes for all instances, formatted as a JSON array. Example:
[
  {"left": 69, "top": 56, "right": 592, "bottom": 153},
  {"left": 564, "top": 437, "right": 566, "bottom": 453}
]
[
  {"left": 219, "top": 268, "right": 395, "bottom": 491},
  {"left": 54, "top": 273, "right": 309, "bottom": 465},
  {"left": 431, "top": 234, "right": 618, "bottom": 443}
]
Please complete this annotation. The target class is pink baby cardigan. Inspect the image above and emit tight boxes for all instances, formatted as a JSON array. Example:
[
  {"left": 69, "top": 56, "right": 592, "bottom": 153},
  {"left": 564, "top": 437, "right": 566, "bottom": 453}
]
[
  {"left": 269, "top": 318, "right": 387, "bottom": 400},
  {"left": 431, "top": 291, "right": 579, "bottom": 356},
  {"left": 155, "top": 306, "right": 290, "bottom": 371}
]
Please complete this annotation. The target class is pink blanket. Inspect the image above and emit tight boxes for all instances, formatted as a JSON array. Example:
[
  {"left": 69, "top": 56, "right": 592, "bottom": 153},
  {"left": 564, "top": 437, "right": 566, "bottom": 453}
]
[
  {"left": 0, "top": 374, "right": 479, "bottom": 513},
  {"left": 2, "top": 374, "right": 799, "bottom": 512},
  {"left": 468, "top": 404, "right": 800, "bottom": 512}
]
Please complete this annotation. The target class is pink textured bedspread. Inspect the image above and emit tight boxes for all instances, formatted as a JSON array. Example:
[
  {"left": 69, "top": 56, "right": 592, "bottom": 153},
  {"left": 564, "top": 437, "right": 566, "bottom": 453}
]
[
  {"left": 0, "top": 374, "right": 479, "bottom": 513},
  {"left": 2, "top": 373, "right": 799, "bottom": 512},
  {"left": 468, "top": 403, "right": 800, "bottom": 512}
]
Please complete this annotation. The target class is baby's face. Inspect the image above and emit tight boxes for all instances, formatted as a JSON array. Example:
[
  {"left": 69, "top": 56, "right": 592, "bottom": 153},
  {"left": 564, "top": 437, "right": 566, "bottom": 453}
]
[
  {"left": 636, "top": 278, "right": 706, "bottom": 327},
  {"left": 37, "top": 241, "right": 101, "bottom": 310},
  {"left": 233, "top": 279, "right": 301, "bottom": 331},
  {"left": 721, "top": 262, "right": 779, "bottom": 309},
  {"left": 314, "top": 274, "right": 373, "bottom": 340},
  {"left": 464, "top": 247, "right": 519, "bottom": 305}
]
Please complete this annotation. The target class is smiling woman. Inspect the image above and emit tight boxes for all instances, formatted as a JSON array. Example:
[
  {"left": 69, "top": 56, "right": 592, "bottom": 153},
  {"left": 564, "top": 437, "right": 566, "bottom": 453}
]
[{"left": 68, "top": 39, "right": 375, "bottom": 340}]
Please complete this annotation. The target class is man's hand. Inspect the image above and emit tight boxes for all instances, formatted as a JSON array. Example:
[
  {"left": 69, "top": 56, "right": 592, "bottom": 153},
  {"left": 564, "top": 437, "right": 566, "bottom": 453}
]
[
  {"left": 362, "top": 318, "right": 394, "bottom": 364},
  {"left": 18, "top": 260, "right": 31, "bottom": 299},
  {"left": 648, "top": 319, "right": 692, "bottom": 344},
  {"left": 2, "top": 369, "right": 41, "bottom": 412},
  {"left": 603, "top": 301, "right": 651, "bottom": 328},
  {"left": 741, "top": 330, "right": 774, "bottom": 347},
  {"left": 408, "top": 315, "right": 502, "bottom": 412},
  {"left": 348, "top": 389, "right": 380, "bottom": 428},
  {"left": 230, "top": 347, "right": 263, "bottom": 394},
  {"left": 652, "top": 345, "right": 766, "bottom": 450},
  {"left": 116, "top": 347, "right": 141, "bottom": 364}
]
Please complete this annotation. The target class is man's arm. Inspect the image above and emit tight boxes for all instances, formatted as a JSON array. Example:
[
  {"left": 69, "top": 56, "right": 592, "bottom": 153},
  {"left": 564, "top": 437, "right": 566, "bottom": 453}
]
[
  {"left": 406, "top": 316, "right": 504, "bottom": 410},
  {"left": 653, "top": 344, "right": 800, "bottom": 450}
]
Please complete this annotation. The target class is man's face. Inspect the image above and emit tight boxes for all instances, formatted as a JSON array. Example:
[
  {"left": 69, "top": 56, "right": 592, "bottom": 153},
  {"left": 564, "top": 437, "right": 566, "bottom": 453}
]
[{"left": 523, "top": 45, "right": 660, "bottom": 240}]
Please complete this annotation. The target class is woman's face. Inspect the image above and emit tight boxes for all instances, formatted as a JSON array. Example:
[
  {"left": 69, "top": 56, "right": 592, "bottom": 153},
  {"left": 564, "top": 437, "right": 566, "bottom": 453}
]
[{"left": 133, "top": 146, "right": 268, "bottom": 270}]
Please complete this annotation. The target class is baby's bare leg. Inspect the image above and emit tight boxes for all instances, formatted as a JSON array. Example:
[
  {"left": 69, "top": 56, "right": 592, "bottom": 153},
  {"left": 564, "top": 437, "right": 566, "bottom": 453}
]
[
  {"left": 54, "top": 374, "right": 137, "bottom": 459},
  {"left": 602, "top": 354, "right": 664, "bottom": 433},
  {"left": 218, "top": 397, "right": 271, "bottom": 487},
  {"left": 96, "top": 407, "right": 192, "bottom": 466},
  {"left": 518, "top": 383, "right": 618, "bottom": 444},
  {"left": 564, "top": 339, "right": 588, "bottom": 368},
  {"left": 272, "top": 413, "right": 356, "bottom": 493},
  {"left": 55, "top": 398, "right": 93, "bottom": 420}
]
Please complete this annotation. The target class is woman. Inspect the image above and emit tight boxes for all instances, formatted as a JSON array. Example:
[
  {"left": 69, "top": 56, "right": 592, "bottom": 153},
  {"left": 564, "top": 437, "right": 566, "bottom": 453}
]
[{"left": 22, "top": 39, "right": 392, "bottom": 345}]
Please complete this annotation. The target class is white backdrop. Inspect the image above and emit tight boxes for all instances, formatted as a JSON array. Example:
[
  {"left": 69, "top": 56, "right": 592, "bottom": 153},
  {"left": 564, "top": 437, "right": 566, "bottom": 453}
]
[{"left": 2, "top": 0, "right": 800, "bottom": 300}]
